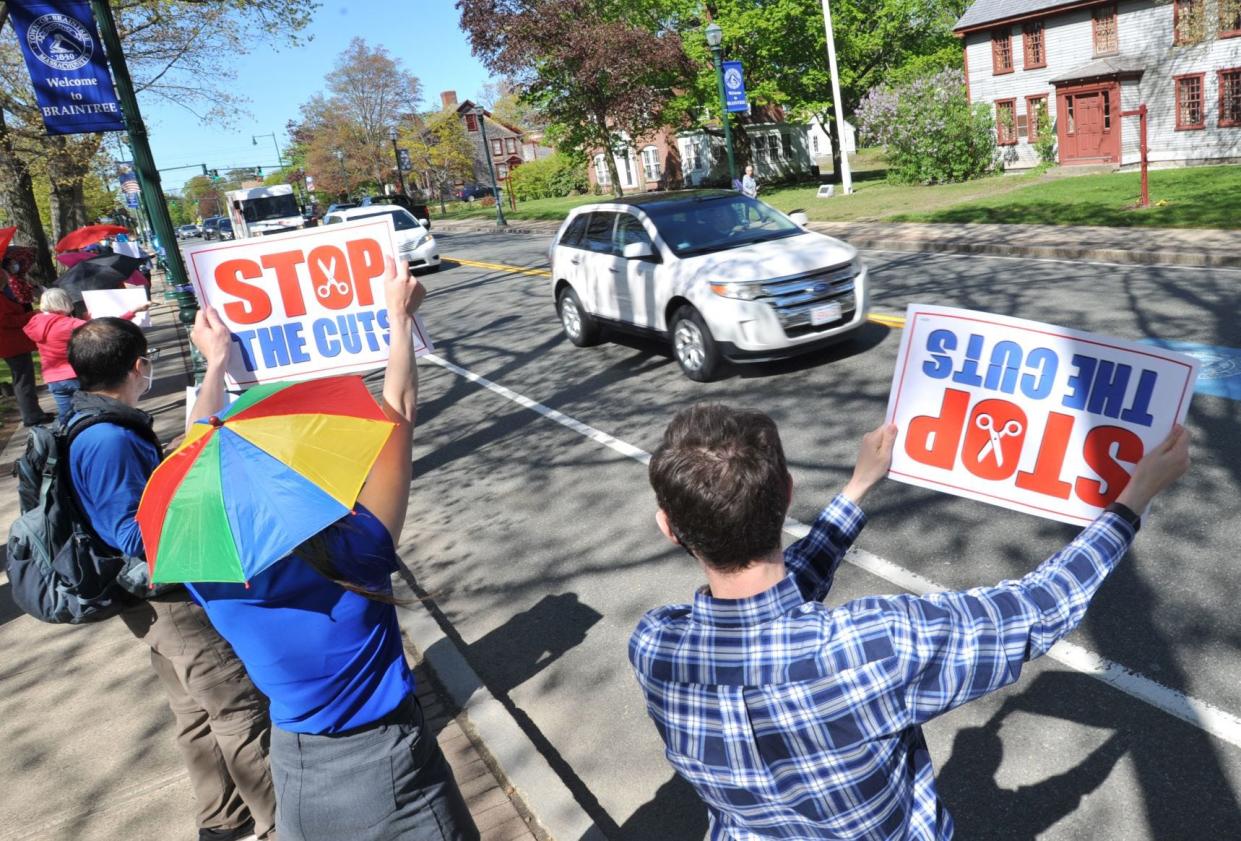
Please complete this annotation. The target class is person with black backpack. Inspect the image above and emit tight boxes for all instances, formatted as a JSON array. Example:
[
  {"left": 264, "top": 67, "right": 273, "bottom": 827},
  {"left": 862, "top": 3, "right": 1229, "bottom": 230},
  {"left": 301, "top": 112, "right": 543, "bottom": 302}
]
[{"left": 12, "top": 315, "right": 276, "bottom": 841}]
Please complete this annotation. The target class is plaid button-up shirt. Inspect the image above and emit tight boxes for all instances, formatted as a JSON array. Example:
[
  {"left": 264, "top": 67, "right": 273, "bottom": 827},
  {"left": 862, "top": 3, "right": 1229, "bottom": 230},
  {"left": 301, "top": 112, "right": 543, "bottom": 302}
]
[{"left": 630, "top": 495, "right": 1136, "bottom": 840}]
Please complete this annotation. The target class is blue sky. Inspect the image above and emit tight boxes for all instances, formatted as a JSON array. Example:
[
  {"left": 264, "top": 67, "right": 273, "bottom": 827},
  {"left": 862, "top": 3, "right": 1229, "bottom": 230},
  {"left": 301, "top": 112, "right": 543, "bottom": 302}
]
[{"left": 142, "top": 1, "right": 492, "bottom": 191}]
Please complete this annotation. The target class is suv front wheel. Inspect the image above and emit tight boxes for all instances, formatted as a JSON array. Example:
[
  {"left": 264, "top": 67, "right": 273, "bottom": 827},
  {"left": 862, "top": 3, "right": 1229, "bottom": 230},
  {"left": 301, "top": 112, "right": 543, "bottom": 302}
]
[
  {"left": 670, "top": 306, "right": 721, "bottom": 382},
  {"left": 558, "top": 287, "right": 600, "bottom": 347}
]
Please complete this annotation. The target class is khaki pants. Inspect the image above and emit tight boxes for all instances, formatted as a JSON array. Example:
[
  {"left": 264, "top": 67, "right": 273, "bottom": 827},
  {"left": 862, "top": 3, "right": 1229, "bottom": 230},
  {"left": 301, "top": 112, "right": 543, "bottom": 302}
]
[{"left": 120, "top": 589, "right": 276, "bottom": 839}]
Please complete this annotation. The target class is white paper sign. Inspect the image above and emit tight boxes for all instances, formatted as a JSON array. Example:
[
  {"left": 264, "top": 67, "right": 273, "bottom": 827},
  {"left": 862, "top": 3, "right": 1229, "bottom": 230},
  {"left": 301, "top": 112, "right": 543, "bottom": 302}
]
[
  {"left": 82, "top": 287, "right": 151, "bottom": 327},
  {"left": 183, "top": 217, "right": 433, "bottom": 387},
  {"left": 884, "top": 305, "right": 1199, "bottom": 525}
]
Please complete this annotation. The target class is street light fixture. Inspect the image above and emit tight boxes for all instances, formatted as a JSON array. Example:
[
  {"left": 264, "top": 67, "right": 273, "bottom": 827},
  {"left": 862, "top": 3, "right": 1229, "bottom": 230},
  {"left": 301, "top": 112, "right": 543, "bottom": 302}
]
[
  {"left": 334, "top": 148, "right": 348, "bottom": 199},
  {"left": 474, "top": 107, "right": 507, "bottom": 227},
  {"left": 388, "top": 126, "right": 408, "bottom": 198},
  {"left": 705, "top": 23, "right": 738, "bottom": 185}
]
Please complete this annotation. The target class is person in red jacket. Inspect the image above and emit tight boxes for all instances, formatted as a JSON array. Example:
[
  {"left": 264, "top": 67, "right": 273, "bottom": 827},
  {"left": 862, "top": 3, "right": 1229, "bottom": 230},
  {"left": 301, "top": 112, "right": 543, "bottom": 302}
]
[
  {"left": 0, "top": 266, "right": 50, "bottom": 427},
  {"left": 23, "top": 287, "right": 149, "bottom": 424}
]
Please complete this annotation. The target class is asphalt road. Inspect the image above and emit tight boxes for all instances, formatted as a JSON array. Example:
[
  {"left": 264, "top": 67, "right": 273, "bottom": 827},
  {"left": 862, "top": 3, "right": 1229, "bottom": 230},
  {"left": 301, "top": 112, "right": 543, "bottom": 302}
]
[{"left": 399, "top": 230, "right": 1241, "bottom": 840}]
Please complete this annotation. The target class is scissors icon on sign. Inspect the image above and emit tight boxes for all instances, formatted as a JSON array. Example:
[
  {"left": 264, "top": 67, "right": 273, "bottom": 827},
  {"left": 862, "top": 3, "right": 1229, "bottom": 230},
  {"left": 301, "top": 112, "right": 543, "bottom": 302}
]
[
  {"left": 975, "top": 413, "right": 1023, "bottom": 468},
  {"left": 315, "top": 257, "right": 350, "bottom": 298}
]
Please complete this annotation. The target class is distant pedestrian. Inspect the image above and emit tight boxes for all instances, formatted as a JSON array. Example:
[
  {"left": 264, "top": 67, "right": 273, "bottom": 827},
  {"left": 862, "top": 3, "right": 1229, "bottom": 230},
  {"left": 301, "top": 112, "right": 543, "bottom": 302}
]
[
  {"left": 0, "top": 265, "right": 51, "bottom": 427},
  {"left": 66, "top": 318, "right": 276, "bottom": 841},
  {"left": 23, "top": 288, "right": 148, "bottom": 424},
  {"left": 740, "top": 165, "right": 758, "bottom": 198},
  {"left": 630, "top": 403, "right": 1189, "bottom": 840},
  {"left": 185, "top": 259, "right": 479, "bottom": 841}
]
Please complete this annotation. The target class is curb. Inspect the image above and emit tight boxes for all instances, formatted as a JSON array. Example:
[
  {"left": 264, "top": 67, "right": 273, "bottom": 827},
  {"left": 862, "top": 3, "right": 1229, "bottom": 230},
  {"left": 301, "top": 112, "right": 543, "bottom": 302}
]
[
  {"left": 432, "top": 219, "right": 1241, "bottom": 270},
  {"left": 393, "top": 575, "right": 606, "bottom": 841}
]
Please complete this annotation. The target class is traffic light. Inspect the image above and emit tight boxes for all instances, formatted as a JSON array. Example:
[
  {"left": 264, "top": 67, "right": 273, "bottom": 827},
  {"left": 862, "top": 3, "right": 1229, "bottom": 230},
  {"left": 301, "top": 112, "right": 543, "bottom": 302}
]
[
  {"left": 207, "top": 169, "right": 221, "bottom": 182},
  {"left": 256, "top": 166, "right": 263, "bottom": 177}
]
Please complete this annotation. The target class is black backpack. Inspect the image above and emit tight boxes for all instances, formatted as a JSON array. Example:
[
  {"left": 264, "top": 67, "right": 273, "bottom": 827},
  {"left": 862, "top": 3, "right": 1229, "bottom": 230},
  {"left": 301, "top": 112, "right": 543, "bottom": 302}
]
[{"left": 6, "top": 413, "right": 157, "bottom": 624}]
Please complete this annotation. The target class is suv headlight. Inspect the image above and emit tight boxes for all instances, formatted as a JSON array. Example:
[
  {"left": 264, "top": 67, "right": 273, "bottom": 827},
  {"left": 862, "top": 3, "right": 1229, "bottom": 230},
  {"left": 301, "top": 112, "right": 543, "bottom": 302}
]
[{"left": 709, "top": 281, "right": 763, "bottom": 301}]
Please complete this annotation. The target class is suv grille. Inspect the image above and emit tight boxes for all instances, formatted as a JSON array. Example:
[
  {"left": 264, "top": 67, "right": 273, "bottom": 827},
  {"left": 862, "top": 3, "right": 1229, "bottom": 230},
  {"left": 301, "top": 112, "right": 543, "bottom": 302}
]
[{"left": 757, "top": 262, "right": 858, "bottom": 336}]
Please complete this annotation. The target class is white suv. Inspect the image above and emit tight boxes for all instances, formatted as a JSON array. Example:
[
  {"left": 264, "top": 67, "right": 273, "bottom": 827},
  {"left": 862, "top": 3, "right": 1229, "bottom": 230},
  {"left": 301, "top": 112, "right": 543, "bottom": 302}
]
[{"left": 549, "top": 190, "right": 869, "bottom": 381}]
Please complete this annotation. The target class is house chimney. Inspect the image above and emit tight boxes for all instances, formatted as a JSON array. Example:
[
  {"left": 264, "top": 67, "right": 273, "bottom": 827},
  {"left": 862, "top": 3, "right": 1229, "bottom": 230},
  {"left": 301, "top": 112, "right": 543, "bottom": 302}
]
[{"left": 441, "top": 90, "right": 459, "bottom": 110}]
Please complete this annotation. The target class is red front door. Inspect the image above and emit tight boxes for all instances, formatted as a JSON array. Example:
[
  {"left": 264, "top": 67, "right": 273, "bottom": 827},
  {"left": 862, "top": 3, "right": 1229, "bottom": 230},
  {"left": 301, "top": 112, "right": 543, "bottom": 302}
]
[{"left": 1057, "top": 83, "right": 1120, "bottom": 164}]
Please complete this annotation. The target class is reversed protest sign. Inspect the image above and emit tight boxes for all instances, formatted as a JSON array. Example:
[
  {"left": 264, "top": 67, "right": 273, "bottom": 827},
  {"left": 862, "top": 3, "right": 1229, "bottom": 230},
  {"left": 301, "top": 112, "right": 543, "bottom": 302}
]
[
  {"left": 885, "top": 305, "right": 1199, "bottom": 525},
  {"left": 185, "top": 217, "right": 432, "bottom": 387}
]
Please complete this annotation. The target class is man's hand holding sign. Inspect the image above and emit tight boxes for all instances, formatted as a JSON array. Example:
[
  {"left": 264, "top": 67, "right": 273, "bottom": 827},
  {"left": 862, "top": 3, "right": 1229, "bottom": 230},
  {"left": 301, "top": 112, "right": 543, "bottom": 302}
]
[
  {"left": 885, "top": 305, "right": 1198, "bottom": 524},
  {"left": 184, "top": 217, "right": 432, "bottom": 387}
]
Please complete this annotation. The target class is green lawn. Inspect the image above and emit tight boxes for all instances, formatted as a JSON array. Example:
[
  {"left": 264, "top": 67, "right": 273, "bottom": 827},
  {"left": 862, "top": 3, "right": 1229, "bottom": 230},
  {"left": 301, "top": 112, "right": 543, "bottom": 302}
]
[
  {"left": 429, "top": 154, "right": 1241, "bottom": 230},
  {"left": 891, "top": 164, "right": 1241, "bottom": 228}
]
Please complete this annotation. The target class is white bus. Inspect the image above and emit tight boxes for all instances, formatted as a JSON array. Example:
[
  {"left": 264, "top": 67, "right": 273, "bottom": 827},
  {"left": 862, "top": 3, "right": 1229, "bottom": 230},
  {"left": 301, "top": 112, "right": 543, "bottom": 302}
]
[{"left": 226, "top": 184, "right": 303, "bottom": 238}]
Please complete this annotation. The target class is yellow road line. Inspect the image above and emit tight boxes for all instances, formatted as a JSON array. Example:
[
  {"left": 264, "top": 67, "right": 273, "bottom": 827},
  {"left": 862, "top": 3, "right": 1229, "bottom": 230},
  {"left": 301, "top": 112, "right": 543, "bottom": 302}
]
[
  {"left": 444, "top": 255, "right": 906, "bottom": 328},
  {"left": 445, "top": 256, "right": 551, "bottom": 277}
]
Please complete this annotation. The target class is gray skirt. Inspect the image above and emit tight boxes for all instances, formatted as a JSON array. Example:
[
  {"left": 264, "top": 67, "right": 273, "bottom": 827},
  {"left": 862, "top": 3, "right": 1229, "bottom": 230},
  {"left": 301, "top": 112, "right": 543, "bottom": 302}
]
[{"left": 271, "top": 694, "right": 479, "bottom": 841}]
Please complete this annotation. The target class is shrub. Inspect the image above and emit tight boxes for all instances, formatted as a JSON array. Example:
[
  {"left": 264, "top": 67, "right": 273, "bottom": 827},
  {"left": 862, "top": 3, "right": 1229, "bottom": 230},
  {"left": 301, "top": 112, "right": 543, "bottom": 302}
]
[
  {"left": 509, "top": 152, "right": 589, "bottom": 201},
  {"left": 1034, "top": 106, "right": 1057, "bottom": 165},
  {"left": 856, "top": 68, "right": 996, "bottom": 184}
]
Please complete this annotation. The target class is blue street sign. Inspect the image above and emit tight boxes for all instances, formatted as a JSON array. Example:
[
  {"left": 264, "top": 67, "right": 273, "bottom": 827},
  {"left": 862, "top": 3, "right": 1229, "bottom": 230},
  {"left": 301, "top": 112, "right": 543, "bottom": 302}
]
[
  {"left": 7, "top": 1, "right": 125, "bottom": 135},
  {"left": 722, "top": 60, "right": 748, "bottom": 113}
]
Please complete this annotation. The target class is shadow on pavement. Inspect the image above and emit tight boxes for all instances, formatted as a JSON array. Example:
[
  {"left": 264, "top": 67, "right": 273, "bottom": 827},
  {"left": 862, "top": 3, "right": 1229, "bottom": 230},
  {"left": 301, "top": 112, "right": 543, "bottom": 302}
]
[{"left": 587, "top": 774, "right": 708, "bottom": 841}]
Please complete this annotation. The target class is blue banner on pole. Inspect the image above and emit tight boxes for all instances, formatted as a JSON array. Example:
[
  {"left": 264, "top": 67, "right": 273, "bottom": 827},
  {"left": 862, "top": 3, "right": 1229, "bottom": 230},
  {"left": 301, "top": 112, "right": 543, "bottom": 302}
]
[
  {"left": 7, "top": 1, "right": 125, "bottom": 135},
  {"left": 722, "top": 61, "right": 748, "bottom": 113}
]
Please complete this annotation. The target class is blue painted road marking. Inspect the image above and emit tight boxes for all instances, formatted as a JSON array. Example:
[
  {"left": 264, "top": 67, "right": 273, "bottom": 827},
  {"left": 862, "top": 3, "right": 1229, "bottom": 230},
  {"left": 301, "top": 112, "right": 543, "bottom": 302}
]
[{"left": 1140, "top": 340, "right": 1241, "bottom": 401}]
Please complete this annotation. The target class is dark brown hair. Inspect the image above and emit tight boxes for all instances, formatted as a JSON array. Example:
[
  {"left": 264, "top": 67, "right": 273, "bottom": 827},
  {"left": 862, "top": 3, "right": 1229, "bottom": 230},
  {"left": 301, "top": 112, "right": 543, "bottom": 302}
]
[
  {"left": 648, "top": 403, "right": 790, "bottom": 573},
  {"left": 295, "top": 523, "right": 407, "bottom": 606}
]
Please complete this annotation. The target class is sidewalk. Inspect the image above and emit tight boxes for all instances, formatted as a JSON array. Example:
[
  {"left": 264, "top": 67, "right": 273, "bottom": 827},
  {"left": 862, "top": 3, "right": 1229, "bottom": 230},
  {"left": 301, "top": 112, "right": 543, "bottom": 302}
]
[
  {"left": 0, "top": 289, "right": 546, "bottom": 841},
  {"left": 433, "top": 217, "right": 1241, "bottom": 269}
]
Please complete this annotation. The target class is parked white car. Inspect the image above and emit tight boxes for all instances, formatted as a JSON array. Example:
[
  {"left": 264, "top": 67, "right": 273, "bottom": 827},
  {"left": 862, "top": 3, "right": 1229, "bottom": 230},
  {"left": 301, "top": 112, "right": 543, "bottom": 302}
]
[
  {"left": 322, "top": 204, "right": 440, "bottom": 273},
  {"left": 548, "top": 190, "right": 869, "bottom": 381}
]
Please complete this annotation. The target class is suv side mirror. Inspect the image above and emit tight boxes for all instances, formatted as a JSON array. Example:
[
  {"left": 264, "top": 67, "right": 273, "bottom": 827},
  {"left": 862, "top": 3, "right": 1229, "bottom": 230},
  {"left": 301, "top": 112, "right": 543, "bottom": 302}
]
[
  {"left": 622, "top": 241, "right": 654, "bottom": 260},
  {"left": 788, "top": 211, "right": 809, "bottom": 226}
]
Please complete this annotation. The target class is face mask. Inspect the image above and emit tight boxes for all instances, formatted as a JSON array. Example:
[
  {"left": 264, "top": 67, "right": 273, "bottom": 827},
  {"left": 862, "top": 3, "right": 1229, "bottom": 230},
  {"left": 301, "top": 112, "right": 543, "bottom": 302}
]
[{"left": 139, "top": 357, "right": 153, "bottom": 396}]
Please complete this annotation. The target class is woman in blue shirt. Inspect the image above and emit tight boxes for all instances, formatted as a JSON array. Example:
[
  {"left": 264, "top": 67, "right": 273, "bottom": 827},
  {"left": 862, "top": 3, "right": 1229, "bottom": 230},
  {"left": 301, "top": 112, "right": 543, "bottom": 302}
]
[{"left": 185, "top": 260, "right": 478, "bottom": 841}]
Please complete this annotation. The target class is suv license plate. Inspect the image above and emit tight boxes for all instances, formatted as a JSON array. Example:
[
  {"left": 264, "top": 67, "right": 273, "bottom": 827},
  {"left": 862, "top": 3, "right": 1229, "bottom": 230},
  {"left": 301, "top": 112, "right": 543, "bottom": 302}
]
[{"left": 810, "top": 302, "right": 843, "bottom": 326}]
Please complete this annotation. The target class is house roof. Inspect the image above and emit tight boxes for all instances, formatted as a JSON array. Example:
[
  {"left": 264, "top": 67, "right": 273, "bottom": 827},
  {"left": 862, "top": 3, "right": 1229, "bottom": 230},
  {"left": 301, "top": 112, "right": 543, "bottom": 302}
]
[
  {"left": 954, "top": 0, "right": 1105, "bottom": 32},
  {"left": 1049, "top": 55, "right": 1147, "bottom": 84}
]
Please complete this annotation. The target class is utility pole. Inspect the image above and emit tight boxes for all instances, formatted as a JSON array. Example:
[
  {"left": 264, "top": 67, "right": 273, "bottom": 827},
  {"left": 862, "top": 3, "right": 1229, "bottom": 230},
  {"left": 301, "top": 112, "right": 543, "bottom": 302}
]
[
  {"left": 88, "top": 0, "right": 189, "bottom": 288},
  {"left": 388, "top": 127, "right": 407, "bottom": 197},
  {"left": 819, "top": 0, "right": 853, "bottom": 194}
]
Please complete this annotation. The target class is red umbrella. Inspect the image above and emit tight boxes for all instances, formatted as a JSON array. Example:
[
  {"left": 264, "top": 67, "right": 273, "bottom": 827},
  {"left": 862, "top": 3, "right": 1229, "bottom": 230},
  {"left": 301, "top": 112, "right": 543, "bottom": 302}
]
[
  {"left": 55, "top": 224, "right": 129, "bottom": 253},
  {"left": 0, "top": 226, "right": 15, "bottom": 259}
]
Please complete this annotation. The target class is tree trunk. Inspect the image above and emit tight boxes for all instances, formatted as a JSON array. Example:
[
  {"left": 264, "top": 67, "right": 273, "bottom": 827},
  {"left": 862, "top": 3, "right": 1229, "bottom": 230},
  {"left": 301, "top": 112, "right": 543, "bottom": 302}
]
[
  {"left": 0, "top": 110, "right": 55, "bottom": 284},
  {"left": 595, "top": 113, "right": 623, "bottom": 197},
  {"left": 45, "top": 136, "right": 94, "bottom": 245}
]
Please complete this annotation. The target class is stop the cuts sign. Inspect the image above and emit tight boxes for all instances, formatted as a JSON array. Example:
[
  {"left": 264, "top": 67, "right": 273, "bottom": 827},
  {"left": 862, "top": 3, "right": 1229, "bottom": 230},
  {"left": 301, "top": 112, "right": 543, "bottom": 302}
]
[
  {"left": 185, "top": 217, "right": 433, "bottom": 387},
  {"left": 885, "top": 305, "right": 1199, "bottom": 525}
]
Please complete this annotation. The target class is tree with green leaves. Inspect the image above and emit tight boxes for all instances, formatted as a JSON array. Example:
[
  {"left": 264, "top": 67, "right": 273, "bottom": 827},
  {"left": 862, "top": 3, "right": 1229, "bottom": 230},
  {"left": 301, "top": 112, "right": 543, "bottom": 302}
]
[
  {"left": 402, "top": 110, "right": 475, "bottom": 213},
  {"left": 659, "top": 0, "right": 967, "bottom": 180},
  {"left": 292, "top": 38, "right": 422, "bottom": 201},
  {"left": 458, "top": 0, "right": 690, "bottom": 196}
]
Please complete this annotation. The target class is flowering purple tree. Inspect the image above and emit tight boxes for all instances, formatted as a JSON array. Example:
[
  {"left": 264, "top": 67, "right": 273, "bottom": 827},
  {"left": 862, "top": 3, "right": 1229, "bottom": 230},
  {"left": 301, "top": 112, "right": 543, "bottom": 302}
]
[{"left": 857, "top": 69, "right": 996, "bottom": 184}]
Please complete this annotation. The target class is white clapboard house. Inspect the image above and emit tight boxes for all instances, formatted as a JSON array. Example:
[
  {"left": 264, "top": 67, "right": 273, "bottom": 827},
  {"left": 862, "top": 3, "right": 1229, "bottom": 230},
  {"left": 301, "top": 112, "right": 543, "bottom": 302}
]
[{"left": 956, "top": 0, "right": 1241, "bottom": 168}]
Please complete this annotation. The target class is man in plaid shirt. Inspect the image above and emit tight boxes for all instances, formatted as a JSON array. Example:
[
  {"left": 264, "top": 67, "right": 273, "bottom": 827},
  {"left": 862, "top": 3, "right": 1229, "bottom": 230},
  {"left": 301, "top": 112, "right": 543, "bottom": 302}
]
[{"left": 630, "top": 404, "right": 1189, "bottom": 840}]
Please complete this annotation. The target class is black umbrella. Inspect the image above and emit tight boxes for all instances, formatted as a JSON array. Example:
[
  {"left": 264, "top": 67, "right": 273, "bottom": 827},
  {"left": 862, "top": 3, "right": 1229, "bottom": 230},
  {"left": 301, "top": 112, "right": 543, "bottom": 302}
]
[{"left": 55, "top": 253, "right": 144, "bottom": 303}]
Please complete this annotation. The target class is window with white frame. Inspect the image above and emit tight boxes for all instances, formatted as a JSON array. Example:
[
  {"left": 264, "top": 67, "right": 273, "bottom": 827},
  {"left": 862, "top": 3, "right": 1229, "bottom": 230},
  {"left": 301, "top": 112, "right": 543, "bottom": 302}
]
[
  {"left": 681, "top": 140, "right": 700, "bottom": 171},
  {"left": 496, "top": 162, "right": 508, "bottom": 179},
  {"left": 811, "top": 133, "right": 820, "bottom": 154},
  {"left": 768, "top": 134, "right": 782, "bottom": 161},
  {"left": 594, "top": 154, "right": 610, "bottom": 185},
  {"left": 641, "top": 145, "right": 661, "bottom": 181}
]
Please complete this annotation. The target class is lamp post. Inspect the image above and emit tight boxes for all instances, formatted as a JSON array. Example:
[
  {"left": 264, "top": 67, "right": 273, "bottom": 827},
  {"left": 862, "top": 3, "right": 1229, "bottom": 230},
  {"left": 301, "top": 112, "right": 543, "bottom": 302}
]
[
  {"left": 334, "top": 149, "right": 348, "bottom": 199},
  {"left": 474, "top": 107, "right": 506, "bottom": 227},
  {"left": 705, "top": 23, "right": 738, "bottom": 185},
  {"left": 388, "top": 126, "right": 408, "bottom": 198},
  {"left": 253, "top": 131, "right": 300, "bottom": 203}
]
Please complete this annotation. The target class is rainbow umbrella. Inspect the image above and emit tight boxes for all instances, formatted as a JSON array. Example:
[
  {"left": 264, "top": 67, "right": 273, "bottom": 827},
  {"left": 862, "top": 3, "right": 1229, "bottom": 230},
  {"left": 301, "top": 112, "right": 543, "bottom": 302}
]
[{"left": 137, "top": 376, "right": 395, "bottom": 584}]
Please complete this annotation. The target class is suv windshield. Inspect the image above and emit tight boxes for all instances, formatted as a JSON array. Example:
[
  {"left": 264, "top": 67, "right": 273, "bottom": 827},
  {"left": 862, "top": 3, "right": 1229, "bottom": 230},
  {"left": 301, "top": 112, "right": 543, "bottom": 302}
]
[
  {"left": 644, "top": 194, "right": 801, "bottom": 257},
  {"left": 240, "top": 194, "right": 299, "bottom": 223},
  {"left": 353, "top": 210, "right": 422, "bottom": 231}
]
